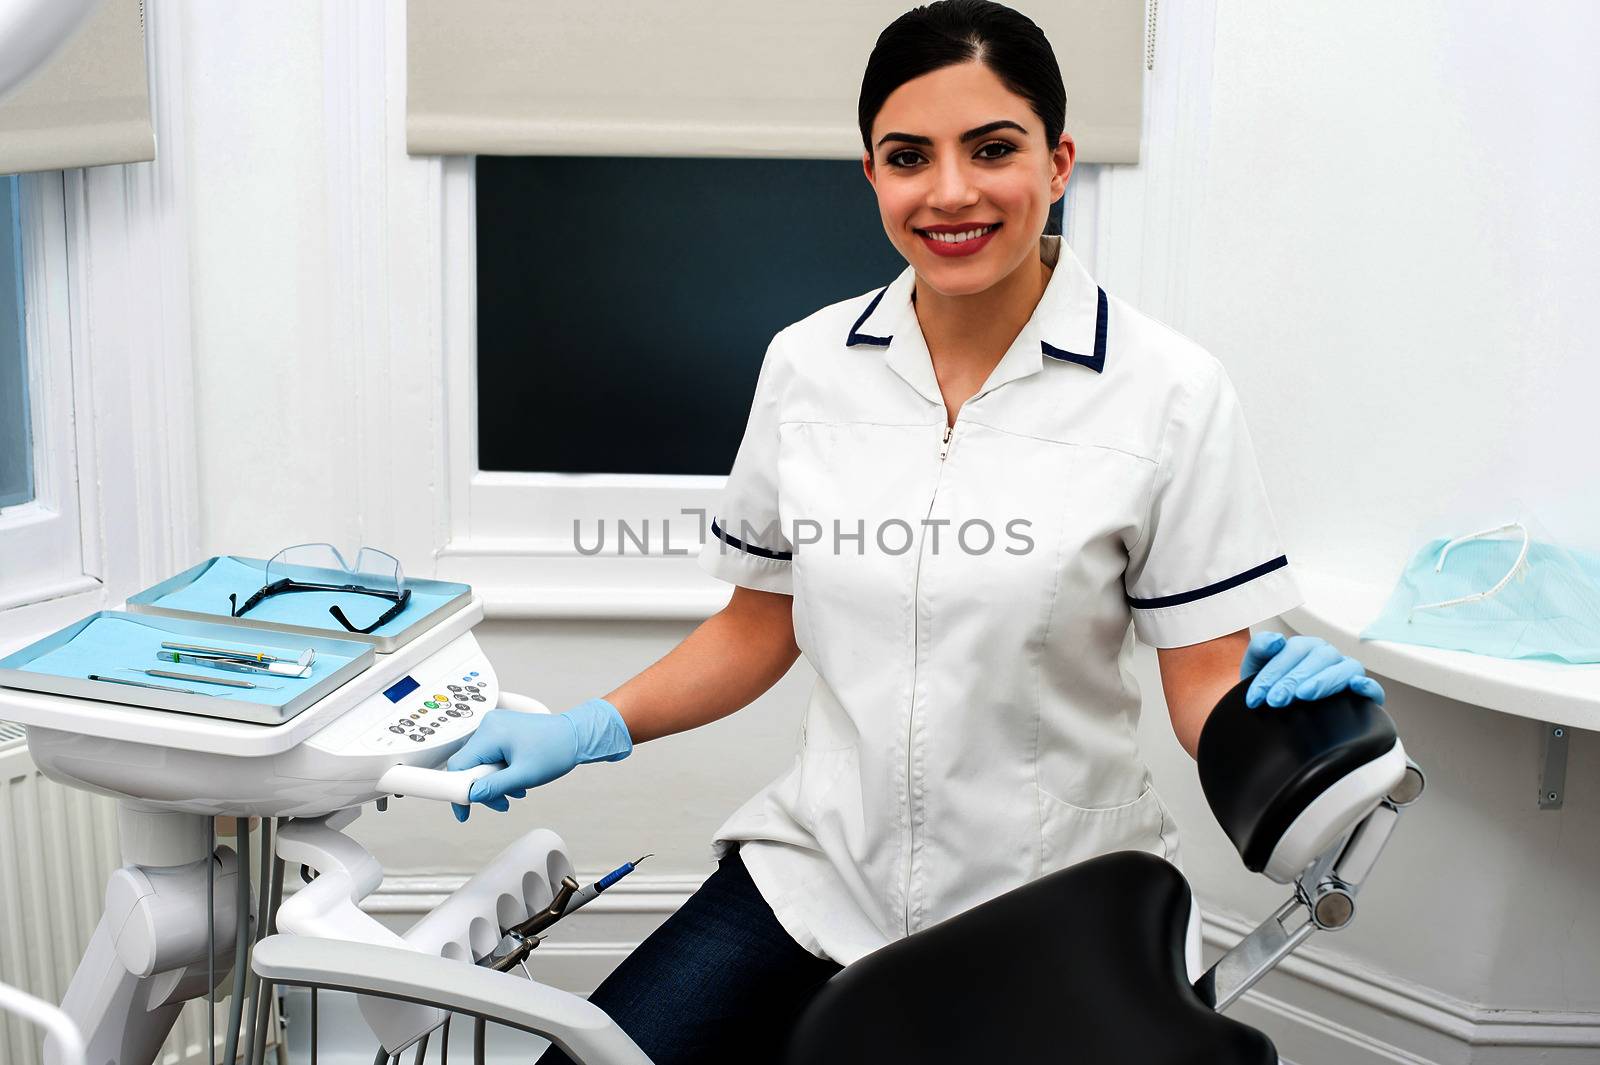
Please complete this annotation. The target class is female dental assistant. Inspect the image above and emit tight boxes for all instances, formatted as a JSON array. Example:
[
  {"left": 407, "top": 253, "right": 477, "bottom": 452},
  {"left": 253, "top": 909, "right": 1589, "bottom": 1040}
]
[{"left": 451, "top": 3, "right": 1386, "bottom": 1062}]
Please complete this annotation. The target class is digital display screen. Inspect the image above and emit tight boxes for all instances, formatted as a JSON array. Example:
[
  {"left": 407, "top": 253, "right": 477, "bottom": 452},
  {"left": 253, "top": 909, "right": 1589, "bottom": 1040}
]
[{"left": 383, "top": 676, "right": 420, "bottom": 703}]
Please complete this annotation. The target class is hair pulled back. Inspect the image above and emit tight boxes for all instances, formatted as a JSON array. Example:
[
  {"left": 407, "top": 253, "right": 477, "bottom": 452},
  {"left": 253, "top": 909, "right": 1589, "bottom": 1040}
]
[{"left": 858, "top": 1, "right": 1066, "bottom": 155}]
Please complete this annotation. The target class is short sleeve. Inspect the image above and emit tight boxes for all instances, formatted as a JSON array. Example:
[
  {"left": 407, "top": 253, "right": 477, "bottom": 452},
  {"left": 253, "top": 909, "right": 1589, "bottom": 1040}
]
[
  {"left": 696, "top": 330, "right": 795, "bottom": 595},
  {"left": 1123, "top": 358, "right": 1305, "bottom": 647}
]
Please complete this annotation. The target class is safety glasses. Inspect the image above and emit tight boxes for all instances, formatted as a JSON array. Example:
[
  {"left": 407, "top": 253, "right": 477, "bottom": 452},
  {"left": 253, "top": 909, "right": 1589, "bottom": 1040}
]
[
  {"left": 229, "top": 543, "right": 411, "bottom": 634},
  {"left": 1407, "top": 521, "right": 1531, "bottom": 620}
]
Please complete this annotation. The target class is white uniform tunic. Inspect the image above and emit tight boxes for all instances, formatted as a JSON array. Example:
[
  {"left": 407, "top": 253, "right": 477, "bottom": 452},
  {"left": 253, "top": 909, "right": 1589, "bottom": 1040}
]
[{"left": 696, "top": 234, "right": 1304, "bottom": 965}]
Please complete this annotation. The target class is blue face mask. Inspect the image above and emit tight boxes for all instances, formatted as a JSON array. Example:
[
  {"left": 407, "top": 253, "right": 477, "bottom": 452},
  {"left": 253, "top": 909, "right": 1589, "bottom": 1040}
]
[{"left": 1361, "top": 522, "right": 1600, "bottom": 664}]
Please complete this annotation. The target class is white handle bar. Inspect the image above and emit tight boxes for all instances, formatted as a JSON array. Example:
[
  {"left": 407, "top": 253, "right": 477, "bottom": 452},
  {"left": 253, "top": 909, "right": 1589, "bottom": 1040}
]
[{"left": 375, "top": 691, "right": 551, "bottom": 804}]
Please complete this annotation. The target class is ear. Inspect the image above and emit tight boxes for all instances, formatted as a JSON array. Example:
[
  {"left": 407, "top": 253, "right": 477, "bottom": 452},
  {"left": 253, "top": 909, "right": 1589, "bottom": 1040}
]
[
  {"left": 861, "top": 149, "right": 876, "bottom": 191},
  {"left": 1050, "top": 131, "right": 1076, "bottom": 203}
]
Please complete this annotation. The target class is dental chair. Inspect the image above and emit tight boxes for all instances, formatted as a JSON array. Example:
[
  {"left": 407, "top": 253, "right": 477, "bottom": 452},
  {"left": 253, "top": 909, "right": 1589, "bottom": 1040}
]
[{"left": 250, "top": 676, "right": 1420, "bottom": 1065}]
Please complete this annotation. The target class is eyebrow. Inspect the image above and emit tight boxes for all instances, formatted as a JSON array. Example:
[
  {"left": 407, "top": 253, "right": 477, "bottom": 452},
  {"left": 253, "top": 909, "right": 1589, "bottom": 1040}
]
[{"left": 874, "top": 119, "right": 1029, "bottom": 149}]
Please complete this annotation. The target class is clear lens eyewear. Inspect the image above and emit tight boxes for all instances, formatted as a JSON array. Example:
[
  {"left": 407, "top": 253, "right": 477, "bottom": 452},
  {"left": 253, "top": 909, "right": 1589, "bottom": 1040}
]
[
  {"left": 1407, "top": 521, "right": 1530, "bottom": 620},
  {"left": 229, "top": 543, "right": 410, "bottom": 634}
]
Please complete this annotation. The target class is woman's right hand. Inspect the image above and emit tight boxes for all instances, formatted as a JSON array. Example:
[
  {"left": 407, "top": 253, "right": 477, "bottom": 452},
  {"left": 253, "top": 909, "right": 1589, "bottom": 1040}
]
[{"left": 446, "top": 698, "right": 633, "bottom": 821}]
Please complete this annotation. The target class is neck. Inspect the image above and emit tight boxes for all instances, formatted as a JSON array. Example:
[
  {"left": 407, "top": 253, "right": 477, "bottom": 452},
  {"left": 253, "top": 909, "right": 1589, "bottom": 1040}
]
[{"left": 912, "top": 248, "right": 1052, "bottom": 376}]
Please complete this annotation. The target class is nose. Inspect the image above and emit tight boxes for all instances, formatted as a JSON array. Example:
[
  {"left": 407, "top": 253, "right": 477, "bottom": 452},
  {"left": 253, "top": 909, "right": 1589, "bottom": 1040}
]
[{"left": 925, "top": 153, "right": 979, "bottom": 214}]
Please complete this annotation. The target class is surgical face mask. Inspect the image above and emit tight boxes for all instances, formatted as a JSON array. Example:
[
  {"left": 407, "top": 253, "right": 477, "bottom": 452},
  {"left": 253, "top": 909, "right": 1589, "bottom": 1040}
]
[{"left": 1361, "top": 522, "right": 1600, "bottom": 664}]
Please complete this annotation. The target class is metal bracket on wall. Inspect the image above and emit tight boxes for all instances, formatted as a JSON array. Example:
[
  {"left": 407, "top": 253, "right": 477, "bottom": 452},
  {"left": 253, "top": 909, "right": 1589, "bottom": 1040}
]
[{"left": 1538, "top": 722, "right": 1569, "bottom": 810}]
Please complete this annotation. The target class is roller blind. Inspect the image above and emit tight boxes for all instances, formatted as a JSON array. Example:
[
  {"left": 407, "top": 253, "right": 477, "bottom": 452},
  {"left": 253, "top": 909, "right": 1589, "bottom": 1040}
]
[
  {"left": 0, "top": 0, "right": 154, "bottom": 176},
  {"left": 408, "top": 0, "right": 1145, "bottom": 163}
]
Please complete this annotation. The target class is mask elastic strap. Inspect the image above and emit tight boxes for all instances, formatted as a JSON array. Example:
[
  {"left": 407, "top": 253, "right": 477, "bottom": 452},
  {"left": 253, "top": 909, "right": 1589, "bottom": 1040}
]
[{"left": 1408, "top": 520, "right": 1531, "bottom": 620}]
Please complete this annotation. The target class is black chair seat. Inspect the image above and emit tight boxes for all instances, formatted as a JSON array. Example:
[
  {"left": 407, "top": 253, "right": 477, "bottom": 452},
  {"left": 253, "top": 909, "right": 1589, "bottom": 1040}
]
[{"left": 782, "top": 851, "right": 1276, "bottom": 1065}]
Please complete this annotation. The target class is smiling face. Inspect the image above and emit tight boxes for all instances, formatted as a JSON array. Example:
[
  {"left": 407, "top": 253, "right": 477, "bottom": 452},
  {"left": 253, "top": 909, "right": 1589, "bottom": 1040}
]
[{"left": 863, "top": 60, "right": 1074, "bottom": 297}]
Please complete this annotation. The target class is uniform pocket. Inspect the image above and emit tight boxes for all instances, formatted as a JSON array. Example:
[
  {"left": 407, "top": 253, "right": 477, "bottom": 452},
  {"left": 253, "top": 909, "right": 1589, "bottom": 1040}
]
[{"left": 1036, "top": 780, "right": 1177, "bottom": 875}]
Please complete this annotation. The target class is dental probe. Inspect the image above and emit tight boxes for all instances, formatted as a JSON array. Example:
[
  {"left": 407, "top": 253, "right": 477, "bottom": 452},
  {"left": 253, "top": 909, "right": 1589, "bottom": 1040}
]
[
  {"left": 87, "top": 673, "right": 219, "bottom": 696},
  {"left": 121, "top": 667, "right": 282, "bottom": 691}
]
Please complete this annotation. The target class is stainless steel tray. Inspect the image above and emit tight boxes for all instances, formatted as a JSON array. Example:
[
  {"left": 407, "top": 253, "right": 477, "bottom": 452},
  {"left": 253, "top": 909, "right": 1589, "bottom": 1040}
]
[
  {"left": 126, "top": 556, "right": 472, "bottom": 654},
  {"left": 0, "top": 611, "right": 374, "bottom": 726}
]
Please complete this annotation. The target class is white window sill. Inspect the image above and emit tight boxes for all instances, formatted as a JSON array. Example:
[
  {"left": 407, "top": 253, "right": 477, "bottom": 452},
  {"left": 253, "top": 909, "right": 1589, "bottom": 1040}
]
[
  {"left": 435, "top": 541, "right": 731, "bottom": 621},
  {"left": 1281, "top": 568, "right": 1600, "bottom": 733}
]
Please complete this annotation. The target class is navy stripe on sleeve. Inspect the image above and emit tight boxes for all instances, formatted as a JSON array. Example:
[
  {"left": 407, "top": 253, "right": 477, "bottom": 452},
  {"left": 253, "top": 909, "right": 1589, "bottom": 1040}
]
[
  {"left": 1126, "top": 555, "right": 1289, "bottom": 610},
  {"left": 710, "top": 518, "right": 793, "bottom": 561}
]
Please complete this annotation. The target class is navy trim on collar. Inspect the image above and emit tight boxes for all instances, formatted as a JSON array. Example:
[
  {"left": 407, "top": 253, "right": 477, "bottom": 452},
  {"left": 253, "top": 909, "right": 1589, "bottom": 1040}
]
[
  {"left": 1126, "top": 555, "right": 1289, "bottom": 610},
  {"left": 845, "top": 282, "right": 1109, "bottom": 374},
  {"left": 710, "top": 518, "right": 793, "bottom": 561},
  {"left": 845, "top": 287, "right": 893, "bottom": 347},
  {"left": 1040, "top": 287, "right": 1108, "bottom": 374}
]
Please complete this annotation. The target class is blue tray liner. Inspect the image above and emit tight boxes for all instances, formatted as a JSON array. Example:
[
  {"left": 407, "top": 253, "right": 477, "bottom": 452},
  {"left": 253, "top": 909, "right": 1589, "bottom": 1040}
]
[
  {"left": 148, "top": 556, "right": 458, "bottom": 638},
  {"left": 21, "top": 615, "right": 357, "bottom": 708}
]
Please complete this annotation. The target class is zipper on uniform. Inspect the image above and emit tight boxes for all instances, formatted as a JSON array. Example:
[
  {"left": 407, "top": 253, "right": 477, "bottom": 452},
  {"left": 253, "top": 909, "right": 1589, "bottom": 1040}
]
[{"left": 905, "top": 419, "right": 956, "bottom": 935}]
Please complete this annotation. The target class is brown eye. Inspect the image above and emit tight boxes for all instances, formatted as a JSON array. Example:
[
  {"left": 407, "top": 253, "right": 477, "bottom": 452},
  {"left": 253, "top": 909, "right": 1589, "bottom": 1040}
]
[
  {"left": 886, "top": 149, "right": 924, "bottom": 168},
  {"left": 975, "top": 141, "right": 1016, "bottom": 160}
]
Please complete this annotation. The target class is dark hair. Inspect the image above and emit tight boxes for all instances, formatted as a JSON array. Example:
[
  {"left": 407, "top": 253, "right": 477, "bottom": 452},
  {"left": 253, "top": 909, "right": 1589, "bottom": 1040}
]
[{"left": 858, "top": 1, "right": 1066, "bottom": 156}]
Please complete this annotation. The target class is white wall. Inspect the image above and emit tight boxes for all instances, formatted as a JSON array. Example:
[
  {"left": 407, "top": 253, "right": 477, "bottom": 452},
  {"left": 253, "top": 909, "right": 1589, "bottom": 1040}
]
[{"left": 35, "top": 1, "right": 1600, "bottom": 1063}]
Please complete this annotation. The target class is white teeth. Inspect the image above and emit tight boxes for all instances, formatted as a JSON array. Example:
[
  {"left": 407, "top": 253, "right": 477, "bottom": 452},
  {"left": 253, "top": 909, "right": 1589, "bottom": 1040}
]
[{"left": 925, "top": 225, "right": 997, "bottom": 244}]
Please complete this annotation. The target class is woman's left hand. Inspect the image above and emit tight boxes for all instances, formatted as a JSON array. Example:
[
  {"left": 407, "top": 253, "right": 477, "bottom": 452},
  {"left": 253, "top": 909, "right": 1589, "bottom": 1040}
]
[{"left": 1240, "top": 632, "right": 1385, "bottom": 708}]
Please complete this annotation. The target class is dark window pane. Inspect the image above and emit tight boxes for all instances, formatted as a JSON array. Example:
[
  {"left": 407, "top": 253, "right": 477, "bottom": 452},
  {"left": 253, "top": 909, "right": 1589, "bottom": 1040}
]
[
  {"left": 476, "top": 156, "right": 1064, "bottom": 475},
  {"left": 0, "top": 176, "right": 31, "bottom": 510}
]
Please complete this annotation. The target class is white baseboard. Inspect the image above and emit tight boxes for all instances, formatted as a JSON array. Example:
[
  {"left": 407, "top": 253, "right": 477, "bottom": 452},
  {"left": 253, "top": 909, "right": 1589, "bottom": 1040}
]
[{"left": 357, "top": 874, "right": 1600, "bottom": 1065}]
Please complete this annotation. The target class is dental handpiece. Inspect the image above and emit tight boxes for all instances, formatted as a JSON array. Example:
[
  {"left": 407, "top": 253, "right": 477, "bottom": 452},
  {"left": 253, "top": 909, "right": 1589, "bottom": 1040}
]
[{"left": 488, "top": 876, "right": 581, "bottom": 972}]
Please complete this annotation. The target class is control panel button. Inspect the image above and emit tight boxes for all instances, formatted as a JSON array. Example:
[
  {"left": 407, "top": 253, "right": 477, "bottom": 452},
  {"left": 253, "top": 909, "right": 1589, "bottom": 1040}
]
[
  {"left": 389, "top": 725, "right": 405, "bottom": 734},
  {"left": 448, "top": 685, "right": 462, "bottom": 692},
  {"left": 470, "top": 694, "right": 485, "bottom": 702},
  {"left": 419, "top": 727, "right": 435, "bottom": 735},
  {"left": 454, "top": 702, "right": 469, "bottom": 710},
  {"left": 408, "top": 734, "right": 425, "bottom": 742},
  {"left": 446, "top": 709, "right": 461, "bottom": 718}
]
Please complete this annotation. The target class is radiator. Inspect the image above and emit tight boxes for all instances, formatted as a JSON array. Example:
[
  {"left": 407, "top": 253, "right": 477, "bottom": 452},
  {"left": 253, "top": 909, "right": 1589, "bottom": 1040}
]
[{"left": 0, "top": 730, "right": 217, "bottom": 1065}]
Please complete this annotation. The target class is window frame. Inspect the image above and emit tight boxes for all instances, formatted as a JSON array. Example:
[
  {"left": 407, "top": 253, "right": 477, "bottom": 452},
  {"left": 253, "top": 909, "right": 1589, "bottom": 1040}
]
[
  {"left": 435, "top": 155, "right": 729, "bottom": 619},
  {"left": 0, "top": 3, "right": 199, "bottom": 652},
  {"left": 0, "top": 172, "right": 93, "bottom": 613}
]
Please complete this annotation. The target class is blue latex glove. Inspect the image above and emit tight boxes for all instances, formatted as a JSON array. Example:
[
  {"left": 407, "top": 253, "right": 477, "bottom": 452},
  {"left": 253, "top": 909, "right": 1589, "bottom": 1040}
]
[
  {"left": 447, "top": 697, "right": 633, "bottom": 821},
  {"left": 1241, "top": 632, "right": 1385, "bottom": 709}
]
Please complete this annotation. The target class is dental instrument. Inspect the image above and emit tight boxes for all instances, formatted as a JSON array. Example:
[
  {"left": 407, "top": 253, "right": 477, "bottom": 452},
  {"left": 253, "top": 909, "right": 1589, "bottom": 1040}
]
[
  {"left": 160, "top": 639, "right": 317, "bottom": 669},
  {"left": 122, "top": 666, "right": 283, "bottom": 691},
  {"left": 163, "top": 640, "right": 315, "bottom": 666},
  {"left": 563, "top": 854, "right": 653, "bottom": 916},
  {"left": 156, "top": 648, "right": 310, "bottom": 678},
  {"left": 86, "top": 673, "right": 219, "bottom": 696},
  {"left": 487, "top": 876, "right": 582, "bottom": 973}
]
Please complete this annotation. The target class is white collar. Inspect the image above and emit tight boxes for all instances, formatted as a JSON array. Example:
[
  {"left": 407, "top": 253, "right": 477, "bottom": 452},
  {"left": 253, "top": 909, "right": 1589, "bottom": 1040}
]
[{"left": 844, "top": 234, "right": 1108, "bottom": 404}]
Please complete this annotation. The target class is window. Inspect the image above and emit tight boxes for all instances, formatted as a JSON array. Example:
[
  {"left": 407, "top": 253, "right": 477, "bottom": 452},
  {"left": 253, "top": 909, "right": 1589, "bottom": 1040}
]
[
  {"left": 0, "top": 172, "right": 87, "bottom": 614},
  {"left": 0, "top": 177, "right": 30, "bottom": 509},
  {"left": 475, "top": 156, "right": 1065, "bottom": 476}
]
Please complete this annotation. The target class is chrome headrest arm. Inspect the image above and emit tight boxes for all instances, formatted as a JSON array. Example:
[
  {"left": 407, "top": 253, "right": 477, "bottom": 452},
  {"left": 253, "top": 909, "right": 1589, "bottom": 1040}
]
[{"left": 1194, "top": 759, "right": 1424, "bottom": 1012}]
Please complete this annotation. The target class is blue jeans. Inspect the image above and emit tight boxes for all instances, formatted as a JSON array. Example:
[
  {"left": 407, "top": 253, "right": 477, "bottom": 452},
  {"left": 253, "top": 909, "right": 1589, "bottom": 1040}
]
[{"left": 535, "top": 844, "right": 842, "bottom": 1064}]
